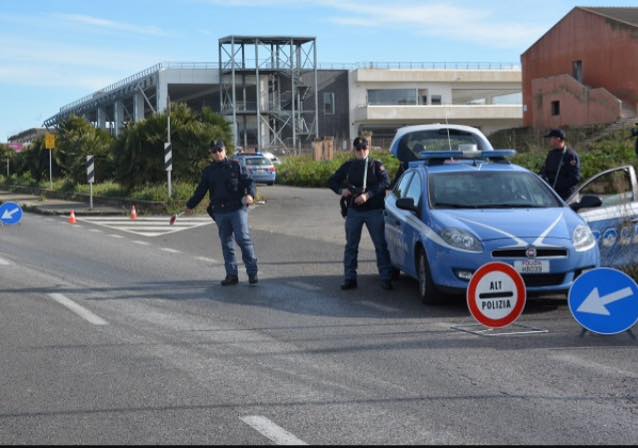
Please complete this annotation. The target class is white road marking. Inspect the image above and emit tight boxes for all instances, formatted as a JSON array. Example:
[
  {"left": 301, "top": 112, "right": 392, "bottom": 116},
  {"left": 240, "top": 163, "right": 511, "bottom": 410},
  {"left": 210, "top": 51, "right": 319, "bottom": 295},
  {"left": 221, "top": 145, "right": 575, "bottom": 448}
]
[
  {"left": 77, "top": 216, "right": 213, "bottom": 237},
  {"left": 287, "top": 281, "right": 321, "bottom": 292},
  {"left": 109, "top": 234, "right": 124, "bottom": 239},
  {"left": 133, "top": 240, "right": 150, "bottom": 246},
  {"left": 47, "top": 293, "right": 108, "bottom": 326},
  {"left": 196, "top": 256, "right": 219, "bottom": 263},
  {"left": 0, "top": 256, "right": 11, "bottom": 266},
  {"left": 359, "top": 301, "right": 400, "bottom": 313},
  {"left": 240, "top": 416, "right": 307, "bottom": 445},
  {"left": 161, "top": 248, "right": 181, "bottom": 254},
  {"left": 88, "top": 228, "right": 102, "bottom": 233}
]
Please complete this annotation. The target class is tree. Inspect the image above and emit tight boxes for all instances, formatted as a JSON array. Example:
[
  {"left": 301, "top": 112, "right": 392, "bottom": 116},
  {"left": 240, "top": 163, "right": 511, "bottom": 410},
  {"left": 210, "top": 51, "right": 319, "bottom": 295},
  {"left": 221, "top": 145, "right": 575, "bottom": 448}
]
[
  {"left": 55, "top": 115, "right": 115, "bottom": 184},
  {"left": 113, "top": 103, "right": 233, "bottom": 189}
]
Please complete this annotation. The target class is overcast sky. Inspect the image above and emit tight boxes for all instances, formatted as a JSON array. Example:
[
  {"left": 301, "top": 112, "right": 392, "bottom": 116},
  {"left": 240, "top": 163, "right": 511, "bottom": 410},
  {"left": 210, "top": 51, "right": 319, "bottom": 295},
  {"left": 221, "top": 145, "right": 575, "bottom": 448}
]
[{"left": 1, "top": 0, "right": 636, "bottom": 141}]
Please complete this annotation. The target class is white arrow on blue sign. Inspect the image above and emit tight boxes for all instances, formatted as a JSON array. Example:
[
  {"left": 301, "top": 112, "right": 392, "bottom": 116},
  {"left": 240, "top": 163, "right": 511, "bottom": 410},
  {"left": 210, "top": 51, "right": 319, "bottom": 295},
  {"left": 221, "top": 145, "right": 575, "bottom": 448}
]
[
  {"left": 0, "top": 202, "right": 23, "bottom": 225},
  {"left": 568, "top": 268, "right": 638, "bottom": 335}
]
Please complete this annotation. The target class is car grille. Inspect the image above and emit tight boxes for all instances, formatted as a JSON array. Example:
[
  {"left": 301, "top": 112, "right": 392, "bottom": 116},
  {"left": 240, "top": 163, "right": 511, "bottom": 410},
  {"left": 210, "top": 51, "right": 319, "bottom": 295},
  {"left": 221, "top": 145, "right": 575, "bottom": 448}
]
[
  {"left": 521, "top": 273, "right": 565, "bottom": 287},
  {"left": 492, "top": 248, "right": 568, "bottom": 258}
]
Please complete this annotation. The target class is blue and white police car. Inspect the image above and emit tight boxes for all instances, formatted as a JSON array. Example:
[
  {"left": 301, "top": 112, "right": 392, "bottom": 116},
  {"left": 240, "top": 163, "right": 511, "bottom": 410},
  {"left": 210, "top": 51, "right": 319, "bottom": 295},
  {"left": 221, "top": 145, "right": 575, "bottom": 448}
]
[{"left": 385, "top": 124, "right": 601, "bottom": 304}]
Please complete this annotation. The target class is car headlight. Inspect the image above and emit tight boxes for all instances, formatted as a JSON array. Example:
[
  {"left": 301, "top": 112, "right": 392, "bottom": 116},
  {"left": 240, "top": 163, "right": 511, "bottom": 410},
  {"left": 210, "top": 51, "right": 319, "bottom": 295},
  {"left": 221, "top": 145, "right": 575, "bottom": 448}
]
[
  {"left": 440, "top": 228, "right": 483, "bottom": 253},
  {"left": 573, "top": 224, "right": 596, "bottom": 252}
]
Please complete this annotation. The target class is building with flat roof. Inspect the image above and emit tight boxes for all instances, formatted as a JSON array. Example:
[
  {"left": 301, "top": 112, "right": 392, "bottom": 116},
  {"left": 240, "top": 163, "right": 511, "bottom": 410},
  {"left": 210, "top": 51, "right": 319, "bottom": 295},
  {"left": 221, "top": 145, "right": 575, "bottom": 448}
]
[
  {"left": 42, "top": 36, "right": 522, "bottom": 150},
  {"left": 522, "top": 7, "right": 638, "bottom": 129}
]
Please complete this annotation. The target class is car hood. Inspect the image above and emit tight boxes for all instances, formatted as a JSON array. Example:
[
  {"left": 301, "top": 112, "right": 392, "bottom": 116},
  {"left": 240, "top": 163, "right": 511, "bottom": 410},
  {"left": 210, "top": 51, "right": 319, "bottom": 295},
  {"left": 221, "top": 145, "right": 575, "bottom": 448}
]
[{"left": 430, "top": 208, "right": 581, "bottom": 245}]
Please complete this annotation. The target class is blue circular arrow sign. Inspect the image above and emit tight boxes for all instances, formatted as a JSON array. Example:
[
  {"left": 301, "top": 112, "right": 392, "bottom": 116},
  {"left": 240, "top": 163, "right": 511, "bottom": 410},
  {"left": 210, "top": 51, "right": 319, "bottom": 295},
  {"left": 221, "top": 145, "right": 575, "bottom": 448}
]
[
  {"left": 568, "top": 268, "right": 638, "bottom": 335},
  {"left": 0, "top": 202, "right": 23, "bottom": 225}
]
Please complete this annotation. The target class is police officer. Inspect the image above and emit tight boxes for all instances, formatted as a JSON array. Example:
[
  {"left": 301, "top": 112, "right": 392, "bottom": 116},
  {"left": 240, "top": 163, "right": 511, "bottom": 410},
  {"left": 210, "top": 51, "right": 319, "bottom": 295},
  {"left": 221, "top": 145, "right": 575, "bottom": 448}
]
[
  {"left": 329, "top": 137, "right": 393, "bottom": 290},
  {"left": 539, "top": 129, "right": 581, "bottom": 200},
  {"left": 184, "top": 140, "right": 259, "bottom": 286},
  {"left": 632, "top": 123, "right": 638, "bottom": 157}
]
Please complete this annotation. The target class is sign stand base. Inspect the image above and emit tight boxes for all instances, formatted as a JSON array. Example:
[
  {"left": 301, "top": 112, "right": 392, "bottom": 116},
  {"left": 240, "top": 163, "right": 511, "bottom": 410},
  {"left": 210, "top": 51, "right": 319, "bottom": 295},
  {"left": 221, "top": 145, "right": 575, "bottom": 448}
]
[
  {"left": 451, "top": 322, "right": 548, "bottom": 337},
  {"left": 579, "top": 328, "right": 636, "bottom": 340}
]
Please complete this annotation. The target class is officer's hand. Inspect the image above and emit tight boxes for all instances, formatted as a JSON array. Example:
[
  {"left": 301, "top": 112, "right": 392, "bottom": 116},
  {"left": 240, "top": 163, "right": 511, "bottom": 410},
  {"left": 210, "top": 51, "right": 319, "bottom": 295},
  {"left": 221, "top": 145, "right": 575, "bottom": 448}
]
[
  {"left": 341, "top": 190, "right": 352, "bottom": 198},
  {"left": 243, "top": 195, "right": 254, "bottom": 206},
  {"left": 354, "top": 193, "right": 369, "bottom": 205},
  {"left": 184, "top": 208, "right": 194, "bottom": 216}
]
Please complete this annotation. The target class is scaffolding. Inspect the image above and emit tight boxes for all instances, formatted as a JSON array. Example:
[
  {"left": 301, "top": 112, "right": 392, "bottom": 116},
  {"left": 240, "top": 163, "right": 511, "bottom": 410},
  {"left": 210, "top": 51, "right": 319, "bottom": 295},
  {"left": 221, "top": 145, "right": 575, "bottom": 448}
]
[{"left": 219, "top": 36, "right": 319, "bottom": 151}]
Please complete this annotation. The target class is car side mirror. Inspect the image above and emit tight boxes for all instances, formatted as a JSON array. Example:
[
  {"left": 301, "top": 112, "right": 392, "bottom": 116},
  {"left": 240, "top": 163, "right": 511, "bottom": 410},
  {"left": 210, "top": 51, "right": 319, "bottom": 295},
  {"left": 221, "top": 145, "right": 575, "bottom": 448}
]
[
  {"left": 396, "top": 197, "right": 418, "bottom": 212},
  {"left": 570, "top": 194, "right": 602, "bottom": 212}
]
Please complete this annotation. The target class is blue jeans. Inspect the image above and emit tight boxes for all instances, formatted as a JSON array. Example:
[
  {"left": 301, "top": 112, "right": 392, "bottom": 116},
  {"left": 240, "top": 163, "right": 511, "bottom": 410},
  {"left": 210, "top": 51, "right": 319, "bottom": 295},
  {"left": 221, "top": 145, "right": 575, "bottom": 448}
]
[
  {"left": 215, "top": 208, "right": 258, "bottom": 277},
  {"left": 344, "top": 208, "right": 392, "bottom": 282}
]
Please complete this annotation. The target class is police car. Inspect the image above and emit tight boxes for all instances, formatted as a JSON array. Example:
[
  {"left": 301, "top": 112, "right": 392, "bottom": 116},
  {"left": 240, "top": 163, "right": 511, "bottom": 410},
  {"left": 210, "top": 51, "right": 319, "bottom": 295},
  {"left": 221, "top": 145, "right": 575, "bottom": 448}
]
[
  {"left": 385, "top": 124, "right": 600, "bottom": 304},
  {"left": 567, "top": 165, "right": 638, "bottom": 268}
]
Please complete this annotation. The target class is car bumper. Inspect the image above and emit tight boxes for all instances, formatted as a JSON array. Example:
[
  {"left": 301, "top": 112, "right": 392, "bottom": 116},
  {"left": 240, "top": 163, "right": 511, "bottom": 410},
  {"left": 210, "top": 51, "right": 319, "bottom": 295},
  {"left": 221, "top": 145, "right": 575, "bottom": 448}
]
[
  {"left": 425, "top": 238, "right": 600, "bottom": 294},
  {"left": 249, "top": 173, "right": 276, "bottom": 183}
]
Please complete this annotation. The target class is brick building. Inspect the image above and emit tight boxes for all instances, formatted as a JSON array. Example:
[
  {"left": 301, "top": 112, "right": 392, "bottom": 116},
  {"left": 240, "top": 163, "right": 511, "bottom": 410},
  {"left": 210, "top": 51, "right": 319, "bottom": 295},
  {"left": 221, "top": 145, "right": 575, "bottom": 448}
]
[{"left": 522, "top": 7, "right": 638, "bottom": 129}]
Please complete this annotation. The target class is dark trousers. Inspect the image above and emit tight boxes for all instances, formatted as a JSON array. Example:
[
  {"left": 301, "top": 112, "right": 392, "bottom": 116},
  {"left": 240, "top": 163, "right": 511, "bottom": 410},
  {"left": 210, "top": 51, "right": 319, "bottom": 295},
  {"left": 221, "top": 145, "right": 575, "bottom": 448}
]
[
  {"left": 344, "top": 208, "right": 392, "bottom": 282},
  {"left": 215, "top": 208, "right": 258, "bottom": 277}
]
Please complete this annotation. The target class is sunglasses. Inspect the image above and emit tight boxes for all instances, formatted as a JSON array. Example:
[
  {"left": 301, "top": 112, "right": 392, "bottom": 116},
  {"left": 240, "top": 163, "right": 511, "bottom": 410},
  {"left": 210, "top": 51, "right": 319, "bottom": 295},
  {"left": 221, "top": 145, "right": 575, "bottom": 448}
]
[
  {"left": 354, "top": 145, "right": 369, "bottom": 151},
  {"left": 210, "top": 147, "right": 224, "bottom": 153}
]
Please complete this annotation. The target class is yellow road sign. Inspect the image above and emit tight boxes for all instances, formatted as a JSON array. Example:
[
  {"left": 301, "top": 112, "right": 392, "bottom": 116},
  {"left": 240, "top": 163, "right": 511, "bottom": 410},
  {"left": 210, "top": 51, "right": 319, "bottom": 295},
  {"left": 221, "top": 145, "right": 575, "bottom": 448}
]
[{"left": 44, "top": 133, "right": 56, "bottom": 150}]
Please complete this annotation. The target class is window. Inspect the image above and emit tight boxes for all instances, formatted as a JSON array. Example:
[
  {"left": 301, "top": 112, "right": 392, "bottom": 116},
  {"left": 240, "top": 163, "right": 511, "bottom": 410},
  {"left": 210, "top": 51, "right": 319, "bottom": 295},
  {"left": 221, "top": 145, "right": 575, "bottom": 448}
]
[
  {"left": 431, "top": 95, "right": 442, "bottom": 105},
  {"left": 323, "top": 92, "right": 335, "bottom": 115},
  {"left": 573, "top": 60, "right": 583, "bottom": 83},
  {"left": 368, "top": 89, "right": 417, "bottom": 106},
  {"left": 405, "top": 174, "right": 422, "bottom": 207},
  {"left": 394, "top": 171, "right": 414, "bottom": 198},
  {"left": 551, "top": 101, "right": 560, "bottom": 116},
  {"left": 580, "top": 169, "right": 634, "bottom": 207}
]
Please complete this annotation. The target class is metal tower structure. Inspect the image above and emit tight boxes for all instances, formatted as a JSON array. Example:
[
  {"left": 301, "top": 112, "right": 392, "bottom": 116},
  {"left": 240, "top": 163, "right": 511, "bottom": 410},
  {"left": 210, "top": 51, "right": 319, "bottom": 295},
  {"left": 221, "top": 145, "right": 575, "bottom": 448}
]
[{"left": 219, "top": 36, "right": 319, "bottom": 150}]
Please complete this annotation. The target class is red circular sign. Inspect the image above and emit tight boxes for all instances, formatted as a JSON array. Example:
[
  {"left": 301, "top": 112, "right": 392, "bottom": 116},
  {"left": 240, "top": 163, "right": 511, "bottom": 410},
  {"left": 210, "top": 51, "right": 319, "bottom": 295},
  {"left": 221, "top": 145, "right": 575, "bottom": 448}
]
[{"left": 467, "top": 262, "right": 527, "bottom": 329}]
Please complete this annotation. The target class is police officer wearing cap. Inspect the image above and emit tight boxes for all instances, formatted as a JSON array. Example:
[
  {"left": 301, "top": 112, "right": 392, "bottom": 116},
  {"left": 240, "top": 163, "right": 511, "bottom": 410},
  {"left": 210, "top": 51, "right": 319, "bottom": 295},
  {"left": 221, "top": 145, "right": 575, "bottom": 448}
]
[
  {"left": 184, "top": 140, "right": 259, "bottom": 286},
  {"left": 329, "top": 137, "right": 393, "bottom": 290},
  {"left": 539, "top": 129, "right": 581, "bottom": 200}
]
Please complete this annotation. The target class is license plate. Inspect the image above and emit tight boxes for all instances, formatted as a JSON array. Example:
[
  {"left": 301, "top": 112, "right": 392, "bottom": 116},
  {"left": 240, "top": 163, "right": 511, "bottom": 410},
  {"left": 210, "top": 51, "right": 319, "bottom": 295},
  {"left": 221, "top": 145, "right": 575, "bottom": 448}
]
[{"left": 514, "top": 260, "right": 549, "bottom": 274}]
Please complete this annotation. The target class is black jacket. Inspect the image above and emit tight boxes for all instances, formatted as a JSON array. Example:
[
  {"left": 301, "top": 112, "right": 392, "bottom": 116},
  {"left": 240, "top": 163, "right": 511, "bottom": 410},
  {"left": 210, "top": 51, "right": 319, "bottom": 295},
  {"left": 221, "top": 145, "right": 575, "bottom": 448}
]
[
  {"left": 186, "top": 159, "right": 256, "bottom": 213},
  {"left": 539, "top": 146, "right": 580, "bottom": 200},
  {"left": 329, "top": 158, "right": 390, "bottom": 211}
]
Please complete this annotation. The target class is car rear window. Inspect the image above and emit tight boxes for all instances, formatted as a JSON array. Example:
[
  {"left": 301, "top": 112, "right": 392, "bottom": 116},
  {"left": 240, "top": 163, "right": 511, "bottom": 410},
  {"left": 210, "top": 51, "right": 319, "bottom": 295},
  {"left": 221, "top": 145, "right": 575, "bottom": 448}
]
[{"left": 245, "top": 158, "right": 271, "bottom": 166}]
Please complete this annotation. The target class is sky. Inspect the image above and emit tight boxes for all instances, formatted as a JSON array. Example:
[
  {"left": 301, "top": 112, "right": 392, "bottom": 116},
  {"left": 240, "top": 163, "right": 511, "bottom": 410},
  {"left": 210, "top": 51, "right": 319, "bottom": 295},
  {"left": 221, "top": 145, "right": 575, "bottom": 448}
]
[{"left": 1, "top": 0, "right": 636, "bottom": 141}]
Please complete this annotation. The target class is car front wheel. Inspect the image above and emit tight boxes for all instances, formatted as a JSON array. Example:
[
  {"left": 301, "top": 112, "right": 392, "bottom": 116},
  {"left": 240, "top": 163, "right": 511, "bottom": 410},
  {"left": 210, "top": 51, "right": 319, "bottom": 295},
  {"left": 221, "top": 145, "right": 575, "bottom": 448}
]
[{"left": 417, "top": 249, "right": 439, "bottom": 305}]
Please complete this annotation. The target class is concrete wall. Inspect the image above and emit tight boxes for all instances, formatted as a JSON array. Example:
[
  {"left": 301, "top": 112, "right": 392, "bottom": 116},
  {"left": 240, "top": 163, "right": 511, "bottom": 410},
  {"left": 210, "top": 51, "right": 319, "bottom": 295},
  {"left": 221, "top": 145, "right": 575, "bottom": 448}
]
[
  {"left": 531, "top": 74, "right": 622, "bottom": 128},
  {"left": 522, "top": 7, "right": 638, "bottom": 127}
]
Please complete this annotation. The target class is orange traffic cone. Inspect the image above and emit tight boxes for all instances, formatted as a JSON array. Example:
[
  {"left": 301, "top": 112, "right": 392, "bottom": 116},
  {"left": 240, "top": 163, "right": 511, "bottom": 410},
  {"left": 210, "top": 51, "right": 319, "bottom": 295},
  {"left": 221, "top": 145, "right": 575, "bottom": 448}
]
[
  {"left": 69, "top": 210, "right": 77, "bottom": 225},
  {"left": 130, "top": 205, "right": 138, "bottom": 221}
]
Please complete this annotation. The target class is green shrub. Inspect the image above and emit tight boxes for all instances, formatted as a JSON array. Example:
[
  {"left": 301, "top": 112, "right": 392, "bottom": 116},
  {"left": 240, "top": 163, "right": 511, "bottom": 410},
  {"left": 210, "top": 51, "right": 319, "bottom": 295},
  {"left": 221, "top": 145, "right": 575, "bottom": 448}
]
[{"left": 277, "top": 151, "right": 400, "bottom": 188}]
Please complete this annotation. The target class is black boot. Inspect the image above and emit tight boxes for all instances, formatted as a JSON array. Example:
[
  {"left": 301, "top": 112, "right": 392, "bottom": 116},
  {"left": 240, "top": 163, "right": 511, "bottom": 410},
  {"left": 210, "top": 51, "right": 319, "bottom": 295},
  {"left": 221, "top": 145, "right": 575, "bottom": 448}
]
[
  {"left": 221, "top": 275, "right": 239, "bottom": 286},
  {"left": 341, "top": 279, "right": 357, "bottom": 290},
  {"left": 248, "top": 274, "right": 258, "bottom": 285},
  {"left": 381, "top": 280, "right": 393, "bottom": 290}
]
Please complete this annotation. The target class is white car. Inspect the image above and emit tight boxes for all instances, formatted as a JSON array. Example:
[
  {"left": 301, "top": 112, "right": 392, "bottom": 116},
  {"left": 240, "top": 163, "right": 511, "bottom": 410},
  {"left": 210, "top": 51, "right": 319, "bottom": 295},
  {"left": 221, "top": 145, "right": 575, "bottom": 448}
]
[{"left": 260, "top": 151, "right": 282, "bottom": 165}]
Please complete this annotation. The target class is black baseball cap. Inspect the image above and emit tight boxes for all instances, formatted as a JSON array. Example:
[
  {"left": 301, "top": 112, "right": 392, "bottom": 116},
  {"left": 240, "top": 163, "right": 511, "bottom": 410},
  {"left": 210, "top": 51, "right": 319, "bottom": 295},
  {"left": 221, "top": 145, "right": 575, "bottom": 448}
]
[
  {"left": 353, "top": 137, "right": 369, "bottom": 150},
  {"left": 544, "top": 129, "right": 566, "bottom": 140},
  {"left": 210, "top": 140, "right": 226, "bottom": 151}
]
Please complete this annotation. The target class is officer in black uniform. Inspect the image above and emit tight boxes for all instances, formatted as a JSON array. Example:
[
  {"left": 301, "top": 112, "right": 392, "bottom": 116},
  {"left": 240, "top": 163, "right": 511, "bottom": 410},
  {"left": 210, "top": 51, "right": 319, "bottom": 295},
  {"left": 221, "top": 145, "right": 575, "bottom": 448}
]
[
  {"left": 632, "top": 123, "right": 638, "bottom": 157},
  {"left": 185, "top": 140, "right": 259, "bottom": 286},
  {"left": 539, "top": 129, "right": 581, "bottom": 200},
  {"left": 329, "top": 137, "right": 393, "bottom": 290}
]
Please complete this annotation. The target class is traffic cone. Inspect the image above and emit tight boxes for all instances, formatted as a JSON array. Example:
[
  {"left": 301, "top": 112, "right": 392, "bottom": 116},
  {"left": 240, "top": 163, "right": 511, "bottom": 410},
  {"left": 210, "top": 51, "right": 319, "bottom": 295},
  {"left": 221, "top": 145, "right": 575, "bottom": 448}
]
[
  {"left": 69, "top": 210, "right": 77, "bottom": 225},
  {"left": 130, "top": 205, "right": 138, "bottom": 221}
]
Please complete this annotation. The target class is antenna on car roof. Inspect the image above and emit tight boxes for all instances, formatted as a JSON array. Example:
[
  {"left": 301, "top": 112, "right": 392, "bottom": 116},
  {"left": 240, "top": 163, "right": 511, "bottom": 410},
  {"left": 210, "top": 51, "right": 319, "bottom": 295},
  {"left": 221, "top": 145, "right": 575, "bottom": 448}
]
[{"left": 444, "top": 109, "right": 452, "bottom": 152}]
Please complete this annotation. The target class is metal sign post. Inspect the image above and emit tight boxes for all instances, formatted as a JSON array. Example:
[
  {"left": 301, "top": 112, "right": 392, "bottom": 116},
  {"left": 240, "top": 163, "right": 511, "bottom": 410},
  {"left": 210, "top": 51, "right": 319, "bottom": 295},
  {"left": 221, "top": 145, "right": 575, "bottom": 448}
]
[
  {"left": 86, "top": 155, "right": 95, "bottom": 209},
  {"left": 44, "top": 133, "right": 56, "bottom": 190}
]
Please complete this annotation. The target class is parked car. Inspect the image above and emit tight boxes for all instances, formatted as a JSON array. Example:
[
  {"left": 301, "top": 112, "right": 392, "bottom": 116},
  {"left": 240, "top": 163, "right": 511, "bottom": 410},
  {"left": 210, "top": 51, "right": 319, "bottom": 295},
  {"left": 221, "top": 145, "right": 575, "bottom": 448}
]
[
  {"left": 386, "top": 125, "right": 600, "bottom": 303},
  {"left": 260, "top": 151, "right": 282, "bottom": 165},
  {"left": 233, "top": 154, "right": 277, "bottom": 185},
  {"left": 567, "top": 165, "right": 638, "bottom": 268}
]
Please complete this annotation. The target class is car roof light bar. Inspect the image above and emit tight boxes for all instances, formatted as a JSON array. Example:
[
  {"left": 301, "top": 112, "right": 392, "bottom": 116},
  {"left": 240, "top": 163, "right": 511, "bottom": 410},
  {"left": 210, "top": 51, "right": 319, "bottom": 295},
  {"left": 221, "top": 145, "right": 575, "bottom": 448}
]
[{"left": 414, "top": 150, "right": 517, "bottom": 165}]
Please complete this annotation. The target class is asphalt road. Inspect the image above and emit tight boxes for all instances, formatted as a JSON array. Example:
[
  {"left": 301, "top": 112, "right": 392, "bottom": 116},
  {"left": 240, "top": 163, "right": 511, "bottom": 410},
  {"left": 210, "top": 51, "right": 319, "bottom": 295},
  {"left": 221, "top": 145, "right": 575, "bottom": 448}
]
[{"left": 1, "top": 186, "right": 637, "bottom": 444}]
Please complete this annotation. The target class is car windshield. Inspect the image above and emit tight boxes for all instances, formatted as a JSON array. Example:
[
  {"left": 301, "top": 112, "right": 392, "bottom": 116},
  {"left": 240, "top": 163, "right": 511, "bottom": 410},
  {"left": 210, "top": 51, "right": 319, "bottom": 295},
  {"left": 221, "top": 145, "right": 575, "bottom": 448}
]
[
  {"left": 245, "top": 158, "right": 271, "bottom": 166},
  {"left": 398, "top": 129, "right": 489, "bottom": 162},
  {"left": 429, "top": 171, "right": 562, "bottom": 209}
]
